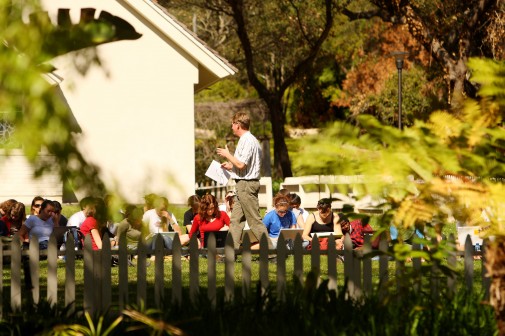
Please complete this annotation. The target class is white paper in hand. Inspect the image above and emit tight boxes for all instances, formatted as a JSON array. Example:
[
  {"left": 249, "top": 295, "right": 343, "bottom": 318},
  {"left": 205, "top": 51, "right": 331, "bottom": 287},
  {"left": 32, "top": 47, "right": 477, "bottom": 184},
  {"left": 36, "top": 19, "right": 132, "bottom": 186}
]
[{"left": 205, "top": 160, "right": 231, "bottom": 185}]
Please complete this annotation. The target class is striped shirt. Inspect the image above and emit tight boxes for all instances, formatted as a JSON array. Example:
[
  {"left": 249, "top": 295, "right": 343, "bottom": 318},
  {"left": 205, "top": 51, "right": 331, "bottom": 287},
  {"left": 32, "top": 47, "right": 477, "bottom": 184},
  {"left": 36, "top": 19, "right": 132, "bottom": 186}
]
[{"left": 231, "top": 131, "right": 262, "bottom": 180}]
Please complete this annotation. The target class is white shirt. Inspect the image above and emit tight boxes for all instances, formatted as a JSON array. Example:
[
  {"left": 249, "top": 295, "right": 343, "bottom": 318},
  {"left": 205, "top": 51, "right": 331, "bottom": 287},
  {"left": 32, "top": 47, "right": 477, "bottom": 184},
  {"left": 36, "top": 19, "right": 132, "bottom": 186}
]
[
  {"left": 67, "top": 211, "right": 86, "bottom": 228},
  {"left": 231, "top": 131, "right": 262, "bottom": 180},
  {"left": 142, "top": 209, "right": 178, "bottom": 234}
]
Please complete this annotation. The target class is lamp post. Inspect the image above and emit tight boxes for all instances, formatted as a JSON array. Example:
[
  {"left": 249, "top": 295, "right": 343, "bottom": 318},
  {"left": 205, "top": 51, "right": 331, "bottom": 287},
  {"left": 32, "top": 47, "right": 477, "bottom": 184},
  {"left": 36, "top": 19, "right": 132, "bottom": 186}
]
[{"left": 390, "top": 51, "right": 408, "bottom": 129}]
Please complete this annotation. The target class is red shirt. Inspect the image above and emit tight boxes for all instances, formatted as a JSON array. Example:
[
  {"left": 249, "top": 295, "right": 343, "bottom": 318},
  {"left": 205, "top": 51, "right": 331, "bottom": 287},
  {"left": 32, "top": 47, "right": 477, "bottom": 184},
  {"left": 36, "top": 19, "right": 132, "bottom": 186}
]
[
  {"left": 349, "top": 219, "right": 373, "bottom": 249},
  {"left": 80, "top": 217, "right": 99, "bottom": 250},
  {"left": 189, "top": 211, "right": 230, "bottom": 246}
]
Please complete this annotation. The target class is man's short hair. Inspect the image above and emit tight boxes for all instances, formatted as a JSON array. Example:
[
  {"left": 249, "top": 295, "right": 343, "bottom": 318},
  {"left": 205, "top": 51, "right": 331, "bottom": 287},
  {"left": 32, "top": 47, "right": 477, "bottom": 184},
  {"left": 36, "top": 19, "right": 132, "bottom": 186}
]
[{"left": 232, "top": 112, "right": 250, "bottom": 130}]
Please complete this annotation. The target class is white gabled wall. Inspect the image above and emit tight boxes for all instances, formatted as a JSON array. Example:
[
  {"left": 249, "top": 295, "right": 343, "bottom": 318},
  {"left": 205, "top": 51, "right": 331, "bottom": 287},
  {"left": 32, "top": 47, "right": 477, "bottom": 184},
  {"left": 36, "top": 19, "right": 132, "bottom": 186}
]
[
  {"left": 41, "top": 0, "right": 199, "bottom": 204},
  {"left": 0, "top": 150, "right": 63, "bottom": 204}
]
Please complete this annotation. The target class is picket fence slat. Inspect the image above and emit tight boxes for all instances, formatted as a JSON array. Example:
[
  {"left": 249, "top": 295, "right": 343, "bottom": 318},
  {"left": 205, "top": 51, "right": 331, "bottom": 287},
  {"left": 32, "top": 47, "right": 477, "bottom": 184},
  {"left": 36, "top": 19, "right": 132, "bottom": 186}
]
[
  {"left": 137, "top": 236, "right": 147, "bottom": 306},
  {"left": 447, "top": 234, "right": 457, "bottom": 296},
  {"left": 259, "top": 234, "right": 269, "bottom": 293},
  {"left": 277, "top": 234, "right": 287, "bottom": 302},
  {"left": 224, "top": 234, "right": 234, "bottom": 301},
  {"left": 29, "top": 238, "right": 40, "bottom": 304},
  {"left": 10, "top": 236, "right": 21, "bottom": 310},
  {"left": 207, "top": 233, "right": 217, "bottom": 307},
  {"left": 343, "top": 234, "right": 354, "bottom": 297},
  {"left": 482, "top": 239, "right": 490, "bottom": 300},
  {"left": 83, "top": 234, "right": 93, "bottom": 312},
  {"left": 293, "top": 235, "right": 303, "bottom": 285},
  {"left": 464, "top": 235, "right": 474, "bottom": 290},
  {"left": 189, "top": 236, "right": 199, "bottom": 304},
  {"left": 154, "top": 234, "right": 165, "bottom": 309},
  {"left": 241, "top": 234, "right": 252, "bottom": 299},
  {"left": 47, "top": 236, "right": 57, "bottom": 305},
  {"left": 118, "top": 235, "right": 128, "bottom": 311},
  {"left": 327, "top": 236, "right": 337, "bottom": 292},
  {"left": 102, "top": 235, "right": 112, "bottom": 311},
  {"left": 362, "top": 235, "right": 372, "bottom": 295},
  {"left": 378, "top": 237, "right": 389, "bottom": 299},
  {"left": 0, "top": 232, "right": 490, "bottom": 314},
  {"left": 65, "top": 232, "right": 76, "bottom": 311}
]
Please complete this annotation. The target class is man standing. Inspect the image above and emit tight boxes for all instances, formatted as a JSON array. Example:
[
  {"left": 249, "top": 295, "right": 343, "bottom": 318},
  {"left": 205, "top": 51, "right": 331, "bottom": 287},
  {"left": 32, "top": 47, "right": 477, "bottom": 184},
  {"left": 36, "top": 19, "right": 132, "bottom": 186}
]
[{"left": 217, "top": 112, "right": 272, "bottom": 250}]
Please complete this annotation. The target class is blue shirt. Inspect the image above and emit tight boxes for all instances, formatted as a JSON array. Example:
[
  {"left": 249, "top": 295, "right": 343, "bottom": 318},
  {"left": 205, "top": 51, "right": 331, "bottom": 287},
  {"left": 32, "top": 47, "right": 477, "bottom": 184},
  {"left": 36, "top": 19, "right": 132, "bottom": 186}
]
[{"left": 263, "top": 210, "right": 297, "bottom": 238}]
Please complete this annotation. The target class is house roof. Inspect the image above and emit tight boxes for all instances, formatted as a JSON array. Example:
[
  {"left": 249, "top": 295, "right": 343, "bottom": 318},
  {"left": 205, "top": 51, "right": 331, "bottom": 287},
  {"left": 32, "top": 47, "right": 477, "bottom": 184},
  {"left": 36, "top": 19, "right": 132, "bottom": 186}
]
[{"left": 122, "top": 0, "right": 237, "bottom": 92}]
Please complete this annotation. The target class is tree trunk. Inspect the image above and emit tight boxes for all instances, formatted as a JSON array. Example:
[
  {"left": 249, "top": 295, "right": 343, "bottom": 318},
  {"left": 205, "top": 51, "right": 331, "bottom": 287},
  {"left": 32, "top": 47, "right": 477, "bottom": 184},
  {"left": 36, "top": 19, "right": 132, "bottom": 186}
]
[
  {"left": 265, "top": 96, "right": 292, "bottom": 178},
  {"left": 486, "top": 238, "right": 505, "bottom": 335}
]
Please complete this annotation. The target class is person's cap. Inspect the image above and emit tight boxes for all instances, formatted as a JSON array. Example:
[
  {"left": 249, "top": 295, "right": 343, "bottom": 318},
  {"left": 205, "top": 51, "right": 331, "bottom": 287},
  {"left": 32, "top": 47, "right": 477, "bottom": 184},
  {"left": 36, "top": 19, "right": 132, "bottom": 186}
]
[{"left": 225, "top": 191, "right": 236, "bottom": 199}]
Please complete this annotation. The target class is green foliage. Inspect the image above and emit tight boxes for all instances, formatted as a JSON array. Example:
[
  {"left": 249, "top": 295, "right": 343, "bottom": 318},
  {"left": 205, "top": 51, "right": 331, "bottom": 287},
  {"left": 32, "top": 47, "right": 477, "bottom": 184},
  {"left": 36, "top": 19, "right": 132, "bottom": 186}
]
[
  {"left": 195, "top": 79, "right": 256, "bottom": 102},
  {"left": 366, "top": 66, "right": 445, "bottom": 126},
  {"left": 0, "top": 282, "right": 495, "bottom": 335},
  {"left": 294, "top": 58, "right": 505, "bottom": 242}
]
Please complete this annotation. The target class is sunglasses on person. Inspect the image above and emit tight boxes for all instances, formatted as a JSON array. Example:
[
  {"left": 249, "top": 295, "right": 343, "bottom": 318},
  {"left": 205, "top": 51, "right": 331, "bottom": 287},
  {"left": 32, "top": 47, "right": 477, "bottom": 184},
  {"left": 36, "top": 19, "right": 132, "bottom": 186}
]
[
  {"left": 33, "top": 203, "right": 42, "bottom": 208},
  {"left": 277, "top": 210, "right": 287, "bottom": 214}
]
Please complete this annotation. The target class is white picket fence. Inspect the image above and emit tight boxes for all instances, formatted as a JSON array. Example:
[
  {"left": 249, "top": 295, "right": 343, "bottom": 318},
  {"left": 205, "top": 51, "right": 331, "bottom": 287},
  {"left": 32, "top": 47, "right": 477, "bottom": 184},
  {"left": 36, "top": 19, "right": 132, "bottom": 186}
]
[{"left": 0, "top": 232, "right": 488, "bottom": 317}]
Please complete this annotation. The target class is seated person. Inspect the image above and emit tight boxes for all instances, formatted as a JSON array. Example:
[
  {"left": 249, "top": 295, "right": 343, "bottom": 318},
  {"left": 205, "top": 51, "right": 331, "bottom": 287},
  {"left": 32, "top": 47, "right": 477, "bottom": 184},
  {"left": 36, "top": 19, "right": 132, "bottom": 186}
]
[
  {"left": 115, "top": 204, "right": 142, "bottom": 248},
  {"left": 183, "top": 195, "right": 200, "bottom": 233},
  {"left": 53, "top": 201, "right": 68, "bottom": 227},
  {"left": 67, "top": 196, "right": 96, "bottom": 228},
  {"left": 80, "top": 198, "right": 115, "bottom": 250},
  {"left": 302, "top": 198, "right": 344, "bottom": 249},
  {"left": 142, "top": 196, "right": 179, "bottom": 249},
  {"left": 338, "top": 213, "right": 374, "bottom": 249},
  {"left": 28, "top": 196, "right": 44, "bottom": 218},
  {"left": 0, "top": 199, "right": 20, "bottom": 236},
  {"left": 290, "top": 193, "right": 308, "bottom": 229},
  {"left": 254, "top": 194, "right": 296, "bottom": 249},
  {"left": 18, "top": 199, "right": 55, "bottom": 250},
  {"left": 181, "top": 194, "right": 229, "bottom": 248},
  {"left": 218, "top": 190, "right": 236, "bottom": 217}
]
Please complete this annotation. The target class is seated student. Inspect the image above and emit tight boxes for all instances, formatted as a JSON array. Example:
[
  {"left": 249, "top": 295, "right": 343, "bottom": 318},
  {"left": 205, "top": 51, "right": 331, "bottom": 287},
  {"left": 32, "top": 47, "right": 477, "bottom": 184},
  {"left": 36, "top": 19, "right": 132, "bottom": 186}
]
[
  {"left": 0, "top": 199, "right": 17, "bottom": 217},
  {"left": 18, "top": 199, "right": 56, "bottom": 250},
  {"left": 80, "top": 198, "right": 116, "bottom": 250},
  {"left": 28, "top": 196, "right": 44, "bottom": 218},
  {"left": 254, "top": 194, "right": 297, "bottom": 249},
  {"left": 115, "top": 204, "right": 142, "bottom": 248},
  {"left": 219, "top": 190, "right": 236, "bottom": 217},
  {"left": 181, "top": 194, "right": 229, "bottom": 248},
  {"left": 290, "top": 193, "right": 309, "bottom": 229},
  {"left": 52, "top": 201, "right": 68, "bottom": 227},
  {"left": 337, "top": 213, "right": 374, "bottom": 249},
  {"left": 67, "top": 196, "right": 96, "bottom": 228},
  {"left": 0, "top": 199, "right": 19, "bottom": 236},
  {"left": 301, "top": 198, "right": 345, "bottom": 250},
  {"left": 6, "top": 202, "right": 26, "bottom": 236},
  {"left": 142, "top": 196, "right": 179, "bottom": 249},
  {"left": 183, "top": 195, "right": 200, "bottom": 233}
]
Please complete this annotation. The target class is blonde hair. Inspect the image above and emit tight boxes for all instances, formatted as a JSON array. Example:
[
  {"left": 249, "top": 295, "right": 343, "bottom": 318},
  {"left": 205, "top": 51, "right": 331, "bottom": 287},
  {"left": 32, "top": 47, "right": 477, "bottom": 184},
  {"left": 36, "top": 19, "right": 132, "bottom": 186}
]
[{"left": 232, "top": 112, "right": 250, "bottom": 130}]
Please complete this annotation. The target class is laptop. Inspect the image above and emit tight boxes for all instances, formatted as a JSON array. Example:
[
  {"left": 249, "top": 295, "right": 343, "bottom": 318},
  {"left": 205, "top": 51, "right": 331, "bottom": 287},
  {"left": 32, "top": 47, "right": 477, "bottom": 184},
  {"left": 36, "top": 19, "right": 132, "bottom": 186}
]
[
  {"left": 204, "top": 231, "right": 228, "bottom": 248},
  {"left": 279, "top": 228, "right": 304, "bottom": 240},
  {"left": 312, "top": 232, "right": 343, "bottom": 239},
  {"left": 146, "top": 232, "right": 178, "bottom": 241},
  {"left": 457, "top": 226, "right": 483, "bottom": 247}
]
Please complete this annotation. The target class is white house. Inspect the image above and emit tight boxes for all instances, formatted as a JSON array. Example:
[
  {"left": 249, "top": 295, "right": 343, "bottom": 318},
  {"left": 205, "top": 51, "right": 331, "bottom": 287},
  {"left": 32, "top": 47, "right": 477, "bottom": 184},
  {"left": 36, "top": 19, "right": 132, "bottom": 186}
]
[{"left": 0, "top": 0, "right": 236, "bottom": 205}]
